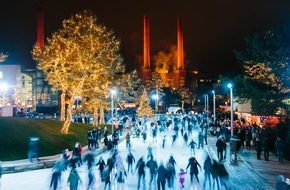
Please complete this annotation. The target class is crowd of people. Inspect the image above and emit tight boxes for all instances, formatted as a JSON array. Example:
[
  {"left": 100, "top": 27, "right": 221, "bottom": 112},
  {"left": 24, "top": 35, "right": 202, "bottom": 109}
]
[
  {"left": 47, "top": 113, "right": 237, "bottom": 190},
  {"left": 42, "top": 110, "right": 290, "bottom": 190},
  {"left": 213, "top": 116, "right": 286, "bottom": 164}
]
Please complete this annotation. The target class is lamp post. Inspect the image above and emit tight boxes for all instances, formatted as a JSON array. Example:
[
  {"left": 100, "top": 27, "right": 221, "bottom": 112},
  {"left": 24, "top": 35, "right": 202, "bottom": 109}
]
[
  {"left": 212, "top": 90, "right": 216, "bottom": 123},
  {"left": 152, "top": 94, "right": 158, "bottom": 114},
  {"left": 25, "top": 96, "right": 28, "bottom": 118},
  {"left": 204, "top": 94, "right": 208, "bottom": 121},
  {"left": 227, "top": 83, "right": 234, "bottom": 137},
  {"left": 111, "top": 89, "right": 116, "bottom": 134}
]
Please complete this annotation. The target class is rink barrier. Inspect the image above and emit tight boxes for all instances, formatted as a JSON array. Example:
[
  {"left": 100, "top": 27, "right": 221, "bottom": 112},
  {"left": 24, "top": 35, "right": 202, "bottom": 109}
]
[{"left": 2, "top": 133, "right": 126, "bottom": 174}]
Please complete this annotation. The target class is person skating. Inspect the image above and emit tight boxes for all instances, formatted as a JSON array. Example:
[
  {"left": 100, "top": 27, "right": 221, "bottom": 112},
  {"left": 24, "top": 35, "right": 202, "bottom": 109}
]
[
  {"left": 188, "top": 139, "right": 197, "bottom": 155},
  {"left": 197, "top": 131, "right": 204, "bottom": 149},
  {"left": 142, "top": 130, "right": 147, "bottom": 143},
  {"left": 211, "top": 160, "right": 220, "bottom": 190},
  {"left": 178, "top": 168, "right": 187, "bottom": 188},
  {"left": 147, "top": 144, "right": 153, "bottom": 159},
  {"left": 186, "top": 156, "right": 202, "bottom": 183},
  {"left": 135, "top": 157, "right": 146, "bottom": 190},
  {"left": 157, "top": 161, "right": 167, "bottom": 190},
  {"left": 152, "top": 124, "right": 158, "bottom": 143},
  {"left": 87, "top": 168, "right": 95, "bottom": 190},
  {"left": 101, "top": 165, "right": 111, "bottom": 190},
  {"left": 83, "top": 151, "right": 95, "bottom": 190},
  {"left": 83, "top": 151, "right": 95, "bottom": 170},
  {"left": 72, "top": 142, "right": 82, "bottom": 167},
  {"left": 50, "top": 158, "right": 65, "bottom": 190},
  {"left": 171, "top": 132, "right": 178, "bottom": 147},
  {"left": 162, "top": 135, "right": 166, "bottom": 149},
  {"left": 203, "top": 156, "right": 212, "bottom": 189},
  {"left": 218, "top": 161, "right": 230, "bottom": 190},
  {"left": 96, "top": 156, "right": 106, "bottom": 177},
  {"left": 62, "top": 149, "right": 70, "bottom": 170},
  {"left": 67, "top": 168, "right": 82, "bottom": 190},
  {"left": 125, "top": 132, "right": 131, "bottom": 149},
  {"left": 183, "top": 132, "right": 189, "bottom": 147},
  {"left": 168, "top": 155, "right": 177, "bottom": 187},
  {"left": 126, "top": 150, "right": 135, "bottom": 174},
  {"left": 146, "top": 155, "right": 158, "bottom": 187},
  {"left": 115, "top": 165, "right": 127, "bottom": 190}
]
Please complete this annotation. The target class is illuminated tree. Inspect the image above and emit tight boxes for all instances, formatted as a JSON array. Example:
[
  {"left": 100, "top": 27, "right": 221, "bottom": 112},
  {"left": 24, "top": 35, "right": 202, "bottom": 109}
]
[
  {"left": 137, "top": 88, "right": 154, "bottom": 118},
  {"left": 147, "top": 72, "right": 165, "bottom": 112},
  {"left": 0, "top": 53, "right": 8, "bottom": 62},
  {"left": 32, "top": 10, "right": 124, "bottom": 133},
  {"left": 234, "top": 26, "right": 289, "bottom": 115},
  {"left": 113, "top": 70, "right": 141, "bottom": 107},
  {"left": 177, "top": 87, "right": 193, "bottom": 110}
]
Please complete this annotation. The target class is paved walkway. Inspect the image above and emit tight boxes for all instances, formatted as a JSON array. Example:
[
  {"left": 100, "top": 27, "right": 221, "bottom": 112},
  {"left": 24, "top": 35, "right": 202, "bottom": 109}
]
[{"left": 207, "top": 135, "right": 290, "bottom": 190}]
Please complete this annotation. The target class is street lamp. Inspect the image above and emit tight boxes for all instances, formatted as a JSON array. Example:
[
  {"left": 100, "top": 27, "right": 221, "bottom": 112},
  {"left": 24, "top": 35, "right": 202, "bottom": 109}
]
[
  {"left": 212, "top": 90, "right": 216, "bottom": 123},
  {"left": 152, "top": 94, "right": 159, "bottom": 114},
  {"left": 111, "top": 89, "right": 117, "bottom": 134},
  {"left": 227, "top": 83, "right": 234, "bottom": 137},
  {"left": 26, "top": 96, "right": 28, "bottom": 118},
  {"left": 204, "top": 94, "right": 208, "bottom": 121}
]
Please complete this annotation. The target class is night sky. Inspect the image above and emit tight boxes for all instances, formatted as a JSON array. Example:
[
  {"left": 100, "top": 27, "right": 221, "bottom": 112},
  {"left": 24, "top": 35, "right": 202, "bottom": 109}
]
[{"left": 1, "top": 0, "right": 290, "bottom": 74}]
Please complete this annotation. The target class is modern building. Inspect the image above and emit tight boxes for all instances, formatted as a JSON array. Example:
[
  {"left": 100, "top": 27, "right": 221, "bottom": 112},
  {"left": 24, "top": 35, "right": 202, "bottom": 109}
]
[
  {"left": 0, "top": 65, "right": 33, "bottom": 113},
  {"left": 32, "top": 8, "right": 59, "bottom": 113}
]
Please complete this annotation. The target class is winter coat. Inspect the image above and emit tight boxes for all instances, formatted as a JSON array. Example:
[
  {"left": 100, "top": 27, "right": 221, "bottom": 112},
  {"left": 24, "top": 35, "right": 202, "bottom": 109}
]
[
  {"left": 126, "top": 153, "right": 135, "bottom": 164},
  {"left": 96, "top": 158, "right": 106, "bottom": 171},
  {"left": 255, "top": 139, "right": 262, "bottom": 152},
  {"left": 146, "top": 159, "right": 158, "bottom": 174},
  {"left": 83, "top": 153, "right": 94, "bottom": 169},
  {"left": 203, "top": 158, "right": 212, "bottom": 174},
  {"left": 211, "top": 161, "right": 219, "bottom": 178},
  {"left": 186, "top": 157, "right": 201, "bottom": 175},
  {"left": 216, "top": 138, "right": 225, "bottom": 151},
  {"left": 136, "top": 159, "right": 146, "bottom": 175},
  {"left": 262, "top": 138, "right": 270, "bottom": 151},
  {"left": 178, "top": 171, "right": 187, "bottom": 181},
  {"left": 188, "top": 140, "right": 197, "bottom": 149},
  {"left": 67, "top": 169, "right": 82, "bottom": 188},
  {"left": 275, "top": 139, "right": 283, "bottom": 152},
  {"left": 157, "top": 165, "right": 167, "bottom": 182},
  {"left": 101, "top": 166, "right": 110, "bottom": 182},
  {"left": 126, "top": 133, "right": 130, "bottom": 142},
  {"left": 183, "top": 133, "right": 188, "bottom": 142}
]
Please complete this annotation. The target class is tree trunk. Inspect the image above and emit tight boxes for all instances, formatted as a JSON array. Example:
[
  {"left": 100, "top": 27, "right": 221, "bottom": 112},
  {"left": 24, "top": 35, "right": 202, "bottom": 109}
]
[
  {"left": 60, "top": 92, "right": 66, "bottom": 121},
  {"left": 100, "top": 106, "right": 105, "bottom": 124},
  {"left": 93, "top": 107, "right": 98, "bottom": 127},
  {"left": 61, "top": 95, "right": 75, "bottom": 134},
  {"left": 181, "top": 100, "right": 184, "bottom": 110}
]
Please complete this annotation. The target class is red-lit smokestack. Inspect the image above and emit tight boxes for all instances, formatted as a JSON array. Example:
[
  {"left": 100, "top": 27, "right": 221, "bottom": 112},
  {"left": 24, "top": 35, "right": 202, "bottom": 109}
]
[
  {"left": 177, "top": 17, "right": 184, "bottom": 70},
  {"left": 37, "top": 8, "right": 44, "bottom": 49},
  {"left": 143, "top": 15, "right": 150, "bottom": 69}
]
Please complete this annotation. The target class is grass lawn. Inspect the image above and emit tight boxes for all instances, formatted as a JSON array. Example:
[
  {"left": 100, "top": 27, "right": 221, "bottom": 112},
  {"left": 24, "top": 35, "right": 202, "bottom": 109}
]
[{"left": 0, "top": 117, "right": 110, "bottom": 161}]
